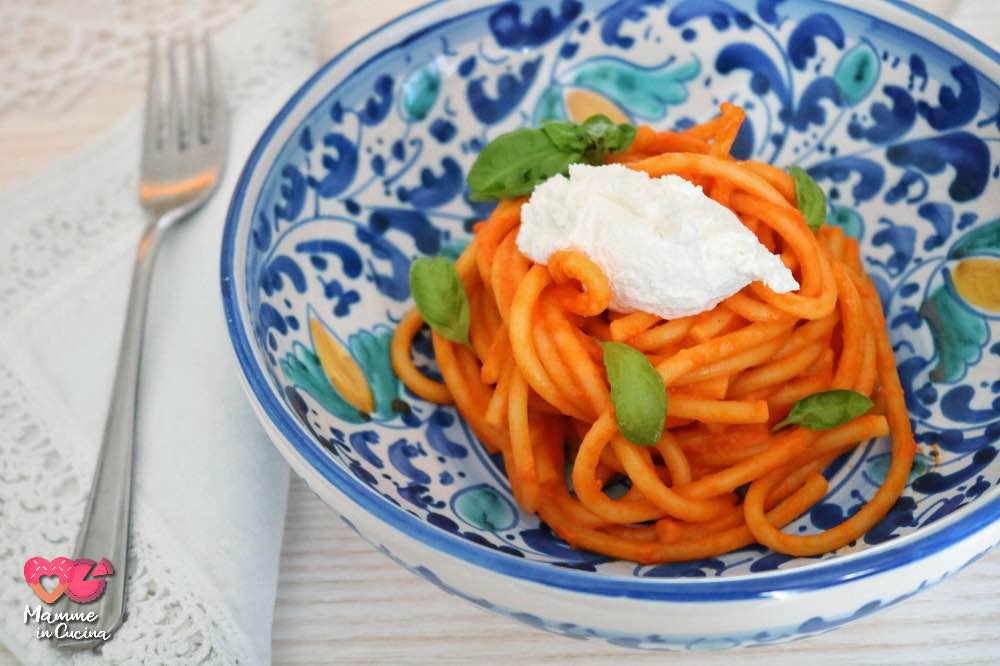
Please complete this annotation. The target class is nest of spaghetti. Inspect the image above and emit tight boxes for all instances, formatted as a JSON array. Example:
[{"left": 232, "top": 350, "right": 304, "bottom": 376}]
[{"left": 391, "top": 104, "right": 916, "bottom": 564}]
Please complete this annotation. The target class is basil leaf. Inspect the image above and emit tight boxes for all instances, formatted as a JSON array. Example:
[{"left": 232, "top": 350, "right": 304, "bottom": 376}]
[
  {"left": 409, "top": 257, "right": 470, "bottom": 345},
  {"left": 466, "top": 116, "right": 637, "bottom": 200},
  {"left": 788, "top": 166, "right": 827, "bottom": 230},
  {"left": 600, "top": 341, "right": 667, "bottom": 446},
  {"left": 467, "top": 128, "right": 580, "bottom": 201},
  {"left": 542, "top": 121, "right": 586, "bottom": 153},
  {"left": 581, "top": 114, "right": 617, "bottom": 139},
  {"left": 581, "top": 114, "right": 637, "bottom": 161},
  {"left": 773, "top": 389, "right": 873, "bottom": 431}
]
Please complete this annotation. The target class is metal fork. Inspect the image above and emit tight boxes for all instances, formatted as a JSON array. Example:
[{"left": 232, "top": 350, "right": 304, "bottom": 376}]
[{"left": 57, "top": 35, "right": 227, "bottom": 650}]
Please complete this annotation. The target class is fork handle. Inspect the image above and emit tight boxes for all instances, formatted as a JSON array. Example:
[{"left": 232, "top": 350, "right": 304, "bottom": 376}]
[{"left": 58, "top": 222, "right": 165, "bottom": 649}]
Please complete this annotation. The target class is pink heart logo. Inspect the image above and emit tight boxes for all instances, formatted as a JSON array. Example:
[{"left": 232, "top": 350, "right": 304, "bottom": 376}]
[
  {"left": 66, "top": 558, "right": 114, "bottom": 603},
  {"left": 23, "top": 557, "right": 75, "bottom": 604}
]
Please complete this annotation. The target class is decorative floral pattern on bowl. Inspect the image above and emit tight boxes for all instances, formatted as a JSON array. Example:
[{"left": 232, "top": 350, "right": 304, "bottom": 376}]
[{"left": 223, "top": 0, "right": 1000, "bottom": 649}]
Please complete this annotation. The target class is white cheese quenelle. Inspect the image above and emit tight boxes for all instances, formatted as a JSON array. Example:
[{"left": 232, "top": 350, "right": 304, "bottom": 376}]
[{"left": 516, "top": 163, "right": 799, "bottom": 319}]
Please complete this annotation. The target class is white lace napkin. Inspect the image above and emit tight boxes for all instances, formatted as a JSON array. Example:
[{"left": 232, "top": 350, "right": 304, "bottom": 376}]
[{"left": 0, "top": 2, "right": 322, "bottom": 663}]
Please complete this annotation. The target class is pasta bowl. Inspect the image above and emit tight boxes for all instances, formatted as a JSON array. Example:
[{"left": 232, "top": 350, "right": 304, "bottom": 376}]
[{"left": 221, "top": 0, "right": 1000, "bottom": 649}]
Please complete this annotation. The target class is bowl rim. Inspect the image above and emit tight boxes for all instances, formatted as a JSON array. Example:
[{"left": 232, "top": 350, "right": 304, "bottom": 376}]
[{"left": 221, "top": 0, "right": 1000, "bottom": 601}]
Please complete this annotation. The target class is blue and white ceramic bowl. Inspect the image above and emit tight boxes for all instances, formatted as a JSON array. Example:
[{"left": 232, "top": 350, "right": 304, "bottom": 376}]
[{"left": 222, "top": 0, "right": 1000, "bottom": 649}]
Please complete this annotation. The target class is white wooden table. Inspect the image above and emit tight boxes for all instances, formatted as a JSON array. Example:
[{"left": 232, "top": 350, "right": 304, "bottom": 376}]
[{"left": 1, "top": 1, "right": 998, "bottom": 663}]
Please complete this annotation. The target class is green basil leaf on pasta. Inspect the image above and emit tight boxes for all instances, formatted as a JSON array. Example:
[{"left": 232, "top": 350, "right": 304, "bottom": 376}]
[
  {"left": 466, "top": 128, "right": 580, "bottom": 201},
  {"left": 600, "top": 341, "right": 667, "bottom": 446},
  {"left": 773, "top": 389, "right": 873, "bottom": 431},
  {"left": 788, "top": 166, "right": 827, "bottom": 230},
  {"left": 466, "top": 116, "right": 637, "bottom": 200},
  {"left": 580, "top": 114, "right": 637, "bottom": 161},
  {"left": 541, "top": 121, "right": 587, "bottom": 153},
  {"left": 409, "top": 256, "right": 471, "bottom": 345}
]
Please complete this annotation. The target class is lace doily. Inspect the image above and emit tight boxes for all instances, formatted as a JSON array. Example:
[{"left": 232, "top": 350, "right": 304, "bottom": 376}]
[
  {"left": 0, "top": 1, "right": 319, "bottom": 663},
  {"left": 0, "top": 353, "right": 248, "bottom": 664},
  {"left": 0, "top": 1, "right": 254, "bottom": 115}
]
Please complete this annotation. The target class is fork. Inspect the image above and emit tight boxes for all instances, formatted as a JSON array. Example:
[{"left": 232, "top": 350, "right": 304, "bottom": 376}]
[{"left": 57, "top": 35, "right": 227, "bottom": 649}]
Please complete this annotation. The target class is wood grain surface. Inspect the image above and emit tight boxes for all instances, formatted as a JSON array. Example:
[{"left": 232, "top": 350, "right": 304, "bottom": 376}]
[
  {"left": 1, "top": 1, "right": 998, "bottom": 664},
  {"left": 276, "top": 478, "right": 999, "bottom": 665}
]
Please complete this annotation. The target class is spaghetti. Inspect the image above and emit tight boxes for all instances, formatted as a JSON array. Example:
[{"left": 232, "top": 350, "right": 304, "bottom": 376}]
[{"left": 391, "top": 103, "right": 916, "bottom": 564}]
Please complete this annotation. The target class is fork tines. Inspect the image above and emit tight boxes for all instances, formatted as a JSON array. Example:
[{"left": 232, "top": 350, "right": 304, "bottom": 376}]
[{"left": 143, "top": 34, "right": 225, "bottom": 159}]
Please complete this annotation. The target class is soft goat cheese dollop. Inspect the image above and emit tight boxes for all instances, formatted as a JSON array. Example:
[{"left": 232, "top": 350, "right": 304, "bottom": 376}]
[{"left": 516, "top": 163, "right": 799, "bottom": 319}]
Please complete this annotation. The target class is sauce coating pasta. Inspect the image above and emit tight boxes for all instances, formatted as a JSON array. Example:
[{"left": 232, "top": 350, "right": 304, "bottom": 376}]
[{"left": 391, "top": 103, "right": 916, "bottom": 564}]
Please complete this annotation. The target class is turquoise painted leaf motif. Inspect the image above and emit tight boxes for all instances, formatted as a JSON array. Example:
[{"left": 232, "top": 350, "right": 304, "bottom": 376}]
[
  {"left": 533, "top": 83, "right": 567, "bottom": 124},
  {"left": 919, "top": 281, "right": 989, "bottom": 384},
  {"left": 949, "top": 218, "right": 1000, "bottom": 259},
  {"left": 834, "top": 42, "right": 880, "bottom": 106},
  {"left": 281, "top": 341, "right": 368, "bottom": 423},
  {"left": 439, "top": 239, "right": 470, "bottom": 262},
  {"left": 349, "top": 325, "right": 400, "bottom": 419},
  {"left": 400, "top": 62, "right": 441, "bottom": 121},
  {"left": 828, "top": 205, "right": 864, "bottom": 240},
  {"left": 452, "top": 485, "right": 517, "bottom": 532},
  {"left": 939, "top": 218, "right": 1000, "bottom": 319},
  {"left": 865, "top": 452, "right": 933, "bottom": 486},
  {"left": 569, "top": 56, "right": 700, "bottom": 120}
]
